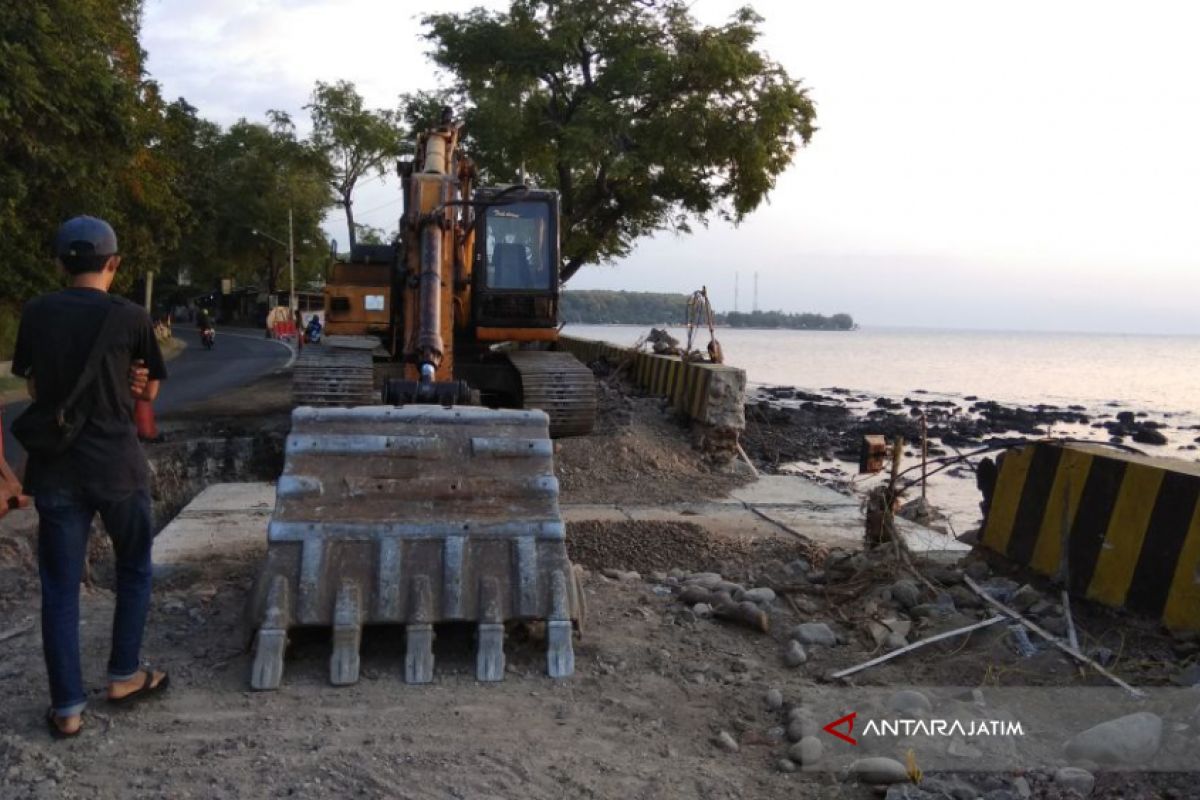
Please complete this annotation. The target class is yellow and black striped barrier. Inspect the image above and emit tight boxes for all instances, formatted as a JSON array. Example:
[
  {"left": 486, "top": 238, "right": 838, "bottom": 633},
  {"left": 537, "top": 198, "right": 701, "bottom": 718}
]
[
  {"left": 557, "top": 335, "right": 745, "bottom": 429},
  {"left": 981, "top": 441, "right": 1200, "bottom": 630}
]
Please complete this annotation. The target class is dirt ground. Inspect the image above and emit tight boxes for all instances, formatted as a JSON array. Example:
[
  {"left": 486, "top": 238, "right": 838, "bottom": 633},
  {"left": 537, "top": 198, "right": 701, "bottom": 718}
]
[{"left": 1, "top": 367, "right": 1197, "bottom": 799}]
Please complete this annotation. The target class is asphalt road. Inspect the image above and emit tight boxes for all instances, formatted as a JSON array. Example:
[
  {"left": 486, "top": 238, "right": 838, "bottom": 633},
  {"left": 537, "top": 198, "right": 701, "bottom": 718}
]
[{"left": 2, "top": 326, "right": 292, "bottom": 475}]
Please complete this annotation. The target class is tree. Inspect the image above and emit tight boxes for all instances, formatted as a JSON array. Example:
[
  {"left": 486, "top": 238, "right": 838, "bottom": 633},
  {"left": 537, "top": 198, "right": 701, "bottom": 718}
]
[
  {"left": 203, "top": 114, "right": 333, "bottom": 295},
  {"left": 0, "top": 0, "right": 176, "bottom": 302},
  {"left": 416, "top": 0, "right": 816, "bottom": 281},
  {"left": 354, "top": 224, "right": 395, "bottom": 246},
  {"left": 306, "top": 81, "right": 403, "bottom": 251}
]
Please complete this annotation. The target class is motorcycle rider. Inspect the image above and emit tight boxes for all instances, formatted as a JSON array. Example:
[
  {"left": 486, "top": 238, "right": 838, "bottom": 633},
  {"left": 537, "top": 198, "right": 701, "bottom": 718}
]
[
  {"left": 305, "top": 314, "right": 322, "bottom": 343},
  {"left": 196, "top": 307, "right": 214, "bottom": 348}
]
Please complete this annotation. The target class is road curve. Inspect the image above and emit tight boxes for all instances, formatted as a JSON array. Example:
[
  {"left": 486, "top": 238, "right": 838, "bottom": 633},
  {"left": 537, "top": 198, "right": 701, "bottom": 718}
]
[{"left": 2, "top": 326, "right": 292, "bottom": 475}]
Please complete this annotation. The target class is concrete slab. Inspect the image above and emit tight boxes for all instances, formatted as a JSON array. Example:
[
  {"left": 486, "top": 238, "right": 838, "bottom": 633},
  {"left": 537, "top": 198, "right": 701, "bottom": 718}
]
[
  {"left": 153, "top": 474, "right": 969, "bottom": 570},
  {"left": 179, "top": 481, "right": 275, "bottom": 512},
  {"left": 560, "top": 505, "right": 632, "bottom": 523},
  {"left": 896, "top": 519, "right": 971, "bottom": 555},
  {"left": 154, "top": 482, "right": 274, "bottom": 565},
  {"left": 725, "top": 475, "right": 859, "bottom": 508}
]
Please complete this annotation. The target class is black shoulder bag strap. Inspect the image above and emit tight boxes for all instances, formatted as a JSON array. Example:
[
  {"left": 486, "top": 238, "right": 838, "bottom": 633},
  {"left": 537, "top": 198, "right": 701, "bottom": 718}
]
[{"left": 55, "top": 299, "right": 124, "bottom": 426}]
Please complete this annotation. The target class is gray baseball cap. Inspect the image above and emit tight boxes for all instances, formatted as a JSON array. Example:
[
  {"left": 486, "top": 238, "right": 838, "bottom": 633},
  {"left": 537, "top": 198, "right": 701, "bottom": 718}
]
[{"left": 54, "top": 215, "right": 118, "bottom": 259}]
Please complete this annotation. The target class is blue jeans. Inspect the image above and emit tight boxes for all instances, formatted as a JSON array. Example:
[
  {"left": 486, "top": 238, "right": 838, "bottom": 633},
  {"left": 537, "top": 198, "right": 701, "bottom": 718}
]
[{"left": 36, "top": 488, "right": 154, "bottom": 717}]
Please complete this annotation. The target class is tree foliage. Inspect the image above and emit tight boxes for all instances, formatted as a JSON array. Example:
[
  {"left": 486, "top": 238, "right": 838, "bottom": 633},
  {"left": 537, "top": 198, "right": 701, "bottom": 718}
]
[
  {"left": 307, "top": 81, "right": 403, "bottom": 250},
  {"left": 561, "top": 290, "right": 853, "bottom": 329},
  {"left": 0, "top": 0, "right": 182, "bottom": 303},
  {"left": 203, "top": 113, "right": 332, "bottom": 295},
  {"left": 416, "top": 0, "right": 816, "bottom": 281}
]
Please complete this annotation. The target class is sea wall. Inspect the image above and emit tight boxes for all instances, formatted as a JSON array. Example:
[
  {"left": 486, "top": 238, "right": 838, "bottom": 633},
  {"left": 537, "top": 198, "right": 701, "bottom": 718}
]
[{"left": 558, "top": 335, "right": 746, "bottom": 458}]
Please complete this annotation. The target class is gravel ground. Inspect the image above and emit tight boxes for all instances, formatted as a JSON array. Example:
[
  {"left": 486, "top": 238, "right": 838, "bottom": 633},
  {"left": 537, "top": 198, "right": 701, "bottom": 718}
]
[{"left": 1, "top": 366, "right": 1196, "bottom": 799}]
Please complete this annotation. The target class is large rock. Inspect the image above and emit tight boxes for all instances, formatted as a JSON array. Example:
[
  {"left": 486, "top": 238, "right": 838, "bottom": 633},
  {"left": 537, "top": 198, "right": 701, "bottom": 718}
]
[
  {"left": 1133, "top": 427, "right": 1168, "bottom": 446},
  {"left": 684, "top": 572, "right": 724, "bottom": 588},
  {"left": 884, "top": 787, "right": 932, "bottom": 800},
  {"left": 890, "top": 579, "right": 920, "bottom": 609},
  {"left": 783, "top": 640, "right": 808, "bottom": 667},
  {"left": 1054, "top": 767, "right": 1095, "bottom": 797},
  {"left": 790, "top": 622, "right": 838, "bottom": 647},
  {"left": 888, "top": 689, "right": 932, "bottom": 716},
  {"left": 1011, "top": 583, "right": 1040, "bottom": 611},
  {"left": 1064, "top": 712, "right": 1162, "bottom": 765},
  {"left": 787, "top": 716, "right": 818, "bottom": 742},
  {"left": 743, "top": 587, "right": 776, "bottom": 605},
  {"left": 850, "top": 756, "right": 910, "bottom": 785},
  {"left": 787, "top": 736, "right": 823, "bottom": 766}
]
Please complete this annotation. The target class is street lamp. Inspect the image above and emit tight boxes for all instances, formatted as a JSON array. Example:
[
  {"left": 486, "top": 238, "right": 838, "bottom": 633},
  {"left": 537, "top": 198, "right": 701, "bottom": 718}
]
[{"left": 251, "top": 207, "right": 295, "bottom": 313}]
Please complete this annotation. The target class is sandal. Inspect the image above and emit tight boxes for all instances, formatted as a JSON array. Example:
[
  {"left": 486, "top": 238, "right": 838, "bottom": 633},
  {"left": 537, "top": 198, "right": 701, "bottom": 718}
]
[
  {"left": 45, "top": 708, "right": 82, "bottom": 740},
  {"left": 107, "top": 668, "right": 170, "bottom": 707}
]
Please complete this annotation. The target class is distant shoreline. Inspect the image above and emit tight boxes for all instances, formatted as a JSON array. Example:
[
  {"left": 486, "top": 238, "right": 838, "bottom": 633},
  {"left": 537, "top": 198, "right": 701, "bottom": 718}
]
[{"left": 566, "top": 322, "right": 858, "bottom": 332}]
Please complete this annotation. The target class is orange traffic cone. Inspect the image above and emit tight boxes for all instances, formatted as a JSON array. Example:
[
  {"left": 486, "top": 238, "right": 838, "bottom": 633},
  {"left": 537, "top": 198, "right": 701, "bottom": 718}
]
[{"left": 135, "top": 399, "right": 159, "bottom": 441}]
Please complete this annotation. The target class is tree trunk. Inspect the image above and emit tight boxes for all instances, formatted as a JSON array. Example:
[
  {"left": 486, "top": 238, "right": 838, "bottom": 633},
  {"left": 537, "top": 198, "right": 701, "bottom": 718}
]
[
  {"left": 561, "top": 254, "right": 586, "bottom": 283},
  {"left": 343, "top": 193, "right": 356, "bottom": 251}
]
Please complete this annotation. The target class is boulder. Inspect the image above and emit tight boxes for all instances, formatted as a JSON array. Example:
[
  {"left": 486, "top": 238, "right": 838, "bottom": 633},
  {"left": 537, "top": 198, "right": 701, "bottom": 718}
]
[
  {"left": 1064, "top": 712, "right": 1162, "bottom": 765},
  {"left": 1133, "top": 427, "right": 1168, "bottom": 446},
  {"left": 888, "top": 689, "right": 932, "bottom": 716},
  {"left": 790, "top": 622, "right": 838, "bottom": 647},
  {"left": 890, "top": 579, "right": 920, "bottom": 609},
  {"left": 743, "top": 587, "right": 776, "bottom": 605},
  {"left": 787, "top": 736, "right": 823, "bottom": 766},
  {"left": 684, "top": 572, "right": 724, "bottom": 588},
  {"left": 1053, "top": 767, "right": 1095, "bottom": 797},
  {"left": 783, "top": 640, "right": 808, "bottom": 667},
  {"left": 850, "top": 756, "right": 910, "bottom": 785}
]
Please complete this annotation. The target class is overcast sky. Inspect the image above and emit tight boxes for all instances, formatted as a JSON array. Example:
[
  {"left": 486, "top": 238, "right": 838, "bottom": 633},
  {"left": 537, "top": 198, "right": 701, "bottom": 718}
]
[{"left": 142, "top": 0, "right": 1200, "bottom": 334}]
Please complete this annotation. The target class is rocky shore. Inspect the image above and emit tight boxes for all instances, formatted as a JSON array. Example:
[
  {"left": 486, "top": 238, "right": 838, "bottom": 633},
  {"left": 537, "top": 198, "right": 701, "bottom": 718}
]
[{"left": 740, "top": 384, "right": 1200, "bottom": 530}]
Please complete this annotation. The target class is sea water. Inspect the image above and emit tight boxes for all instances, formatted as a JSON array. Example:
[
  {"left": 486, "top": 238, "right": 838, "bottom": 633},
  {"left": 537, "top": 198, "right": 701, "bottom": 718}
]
[{"left": 565, "top": 323, "right": 1200, "bottom": 531}]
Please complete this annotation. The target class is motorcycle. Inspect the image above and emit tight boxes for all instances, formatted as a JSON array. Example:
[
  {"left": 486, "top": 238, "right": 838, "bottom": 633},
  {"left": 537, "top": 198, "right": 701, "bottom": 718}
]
[{"left": 201, "top": 327, "right": 215, "bottom": 350}]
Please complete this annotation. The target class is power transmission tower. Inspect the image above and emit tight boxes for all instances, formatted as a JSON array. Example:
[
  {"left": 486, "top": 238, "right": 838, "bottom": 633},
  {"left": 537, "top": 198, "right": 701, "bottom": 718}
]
[
  {"left": 734, "top": 272, "right": 739, "bottom": 312},
  {"left": 753, "top": 272, "right": 759, "bottom": 313}
]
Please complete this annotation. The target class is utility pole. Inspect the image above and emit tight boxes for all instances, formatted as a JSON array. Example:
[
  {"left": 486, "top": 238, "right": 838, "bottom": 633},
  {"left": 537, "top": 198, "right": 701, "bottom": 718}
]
[
  {"left": 288, "top": 207, "right": 296, "bottom": 313},
  {"left": 143, "top": 270, "right": 154, "bottom": 313},
  {"left": 734, "top": 272, "right": 739, "bottom": 313}
]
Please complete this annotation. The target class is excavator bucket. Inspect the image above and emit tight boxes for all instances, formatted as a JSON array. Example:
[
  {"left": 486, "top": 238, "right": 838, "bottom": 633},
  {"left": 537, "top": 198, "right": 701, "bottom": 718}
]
[{"left": 247, "top": 405, "right": 582, "bottom": 689}]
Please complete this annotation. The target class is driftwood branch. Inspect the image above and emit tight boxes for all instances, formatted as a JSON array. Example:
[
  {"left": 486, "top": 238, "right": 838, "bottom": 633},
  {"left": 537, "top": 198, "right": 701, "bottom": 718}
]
[
  {"left": 830, "top": 615, "right": 1006, "bottom": 680},
  {"left": 962, "top": 575, "right": 1144, "bottom": 698}
]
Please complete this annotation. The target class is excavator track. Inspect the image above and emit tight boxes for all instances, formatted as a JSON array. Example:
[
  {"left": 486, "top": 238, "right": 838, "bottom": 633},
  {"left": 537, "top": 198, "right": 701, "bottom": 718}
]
[
  {"left": 292, "top": 346, "right": 376, "bottom": 407},
  {"left": 248, "top": 405, "right": 583, "bottom": 689},
  {"left": 506, "top": 350, "right": 597, "bottom": 438}
]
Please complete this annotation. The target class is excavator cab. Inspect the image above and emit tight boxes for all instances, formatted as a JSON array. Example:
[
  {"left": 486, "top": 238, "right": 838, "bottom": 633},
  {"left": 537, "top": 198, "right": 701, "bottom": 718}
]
[{"left": 472, "top": 190, "right": 560, "bottom": 332}]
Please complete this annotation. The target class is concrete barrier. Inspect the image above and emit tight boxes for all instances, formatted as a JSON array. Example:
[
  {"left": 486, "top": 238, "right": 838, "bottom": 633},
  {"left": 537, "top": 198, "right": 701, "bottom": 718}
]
[
  {"left": 980, "top": 441, "right": 1200, "bottom": 630},
  {"left": 557, "top": 335, "right": 746, "bottom": 443}
]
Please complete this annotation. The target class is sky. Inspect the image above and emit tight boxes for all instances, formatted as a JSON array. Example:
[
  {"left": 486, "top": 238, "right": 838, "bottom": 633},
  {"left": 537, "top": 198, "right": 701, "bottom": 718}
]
[{"left": 141, "top": 1, "right": 1200, "bottom": 334}]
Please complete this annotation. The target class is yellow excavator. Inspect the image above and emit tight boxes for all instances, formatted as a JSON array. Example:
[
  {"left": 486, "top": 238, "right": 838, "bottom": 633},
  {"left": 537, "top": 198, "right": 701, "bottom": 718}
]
[{"left": 248, "top": 111, "right": 593, "bottom": 688}]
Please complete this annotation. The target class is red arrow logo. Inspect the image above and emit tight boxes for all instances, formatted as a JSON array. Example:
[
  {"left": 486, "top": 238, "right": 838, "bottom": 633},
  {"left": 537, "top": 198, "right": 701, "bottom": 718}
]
[{"left": 823, "top": 711, "right": 858, "bottom": 745}]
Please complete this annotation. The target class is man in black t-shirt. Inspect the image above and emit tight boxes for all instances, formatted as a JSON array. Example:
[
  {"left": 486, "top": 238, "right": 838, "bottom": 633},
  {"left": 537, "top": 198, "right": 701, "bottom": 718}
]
[{"left": 11, "top": 216, "right": 170, "bottom": 737}]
